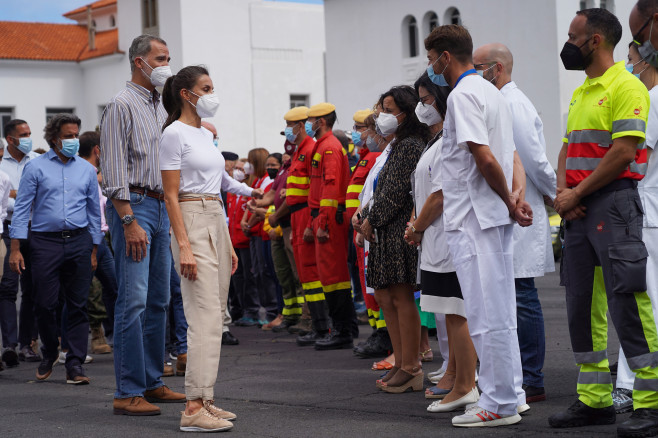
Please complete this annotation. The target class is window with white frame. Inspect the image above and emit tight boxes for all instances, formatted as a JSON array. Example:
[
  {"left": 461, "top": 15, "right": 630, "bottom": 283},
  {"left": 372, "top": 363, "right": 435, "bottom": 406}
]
[
  {"left": 402, "top": 15, "right": 419, "bottom": 58},
  {"left": 290, "top": 95, "right": 309, "bottom": 109},
  {"left": 46, "top": 107, "right": 75, "bottom": 124},
  {"left": 0, "top": 107, "right": 14, "bottom": 139},
  {"left": 142, "top": 0, "right": 159, "bottom": 36}
]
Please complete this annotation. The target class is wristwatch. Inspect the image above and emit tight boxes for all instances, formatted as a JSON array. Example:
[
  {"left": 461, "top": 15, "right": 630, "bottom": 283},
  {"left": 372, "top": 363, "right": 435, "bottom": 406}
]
[
  {"left": 410, "top": 224, "right": 420, "bottom": 234},
  {"left": 121, "top": 214, "right": 136, "bottom": 225}
]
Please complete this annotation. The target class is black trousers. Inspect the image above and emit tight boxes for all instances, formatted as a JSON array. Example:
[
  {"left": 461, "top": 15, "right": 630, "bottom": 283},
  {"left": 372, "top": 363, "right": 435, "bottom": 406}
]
[{"left": 30, "top": 231, "right": 93, "bottom": 370}]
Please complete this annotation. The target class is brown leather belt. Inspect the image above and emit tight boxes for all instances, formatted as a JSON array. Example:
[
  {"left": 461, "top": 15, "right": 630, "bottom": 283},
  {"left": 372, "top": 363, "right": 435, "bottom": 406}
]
[
  {"left": 129, "top": 186, "right": 165, "bottom": 201},
  {"left": 178, "top": 196, "right": 222, "bottom": 203}
]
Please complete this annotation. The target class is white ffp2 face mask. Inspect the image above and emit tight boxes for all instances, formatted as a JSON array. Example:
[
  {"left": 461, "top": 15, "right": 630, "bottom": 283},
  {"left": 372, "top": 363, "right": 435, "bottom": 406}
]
[
  {"left": 415, "top": 101, "right": 442, "bottom": 126},
  {"left": 233, "top": 169, "right": 245, "bottom": 182},
  {"left": 188, "top": 91, "right": 220, "bottom": 118},
  {"left": 140, "top": 57, "right": 172, "bottom": 87},
  {"left": 376, "top": 112, "right": 401, "bottom": 136}
]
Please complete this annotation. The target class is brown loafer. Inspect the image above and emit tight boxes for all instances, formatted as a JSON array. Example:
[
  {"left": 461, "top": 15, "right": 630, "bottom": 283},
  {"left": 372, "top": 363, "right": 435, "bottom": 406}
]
[
  {"left": 113, "top": 396, "right": 161, "bottom": 416},
  {"left": 176, "top": 353, "right": 186, "bottom": 376},
  {"left": 144, "top": 385, "right": 186, "bottom": 403},
  {"left": 163, "top": 362, "right": 174, "bottom": 377}
]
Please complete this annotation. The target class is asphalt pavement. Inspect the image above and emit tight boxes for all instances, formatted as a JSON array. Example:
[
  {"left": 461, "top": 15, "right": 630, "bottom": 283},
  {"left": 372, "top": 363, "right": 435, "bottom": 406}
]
[{"left": 0, "top": 267, "right": 625, "bottom": 437}]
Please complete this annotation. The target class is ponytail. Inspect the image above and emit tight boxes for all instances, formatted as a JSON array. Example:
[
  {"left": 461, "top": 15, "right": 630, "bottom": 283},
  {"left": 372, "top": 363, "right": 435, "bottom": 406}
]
[{"left": 160, "top": 65, "right": 210, "bottom": 132}]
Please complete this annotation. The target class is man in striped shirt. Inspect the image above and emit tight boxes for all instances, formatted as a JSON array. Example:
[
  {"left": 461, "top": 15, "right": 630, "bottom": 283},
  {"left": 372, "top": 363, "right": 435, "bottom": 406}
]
[{"left": 100, "top": 34, "right": 184, "bottom": 416}]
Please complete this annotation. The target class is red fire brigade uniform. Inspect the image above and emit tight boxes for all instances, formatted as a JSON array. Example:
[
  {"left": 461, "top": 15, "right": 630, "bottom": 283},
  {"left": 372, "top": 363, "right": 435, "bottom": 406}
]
[
  {"left": 287, "top": 135, "right": 329, "bottom": 332},
  {"left": 309, "top": 131, "right": 353, "bottom": 335},
  {"left": 346, "top": 147, "right": 383, "bottom": 330}
]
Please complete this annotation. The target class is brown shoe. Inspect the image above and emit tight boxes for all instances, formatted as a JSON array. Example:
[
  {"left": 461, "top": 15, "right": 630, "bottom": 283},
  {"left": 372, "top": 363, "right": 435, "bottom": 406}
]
[
  {"left": 176, "top": 353, "right": 187, "bottom": 376},
  {"left": 91, "top": 327, "right": 112, "bottom": 354},
  {"left": 144, "top": 385, "right": 186, "bottom": 403},
  {"left": 163, "top": 362, "right": 174, "bottom": 377},
  {"left": 113, "top": 396, "right": 161, "bottom": 416},
  {"left": 262, "top": 314, "right": 283, "bottom": 331},
  {"left": 203, "top": 400, "right": 237, "bottom": 421},
  {"left": 180, "top": 406, "right": 233, "bottom": 432},
  {"left": 288, "top": 317, "right": 312, "bottom": 335}
]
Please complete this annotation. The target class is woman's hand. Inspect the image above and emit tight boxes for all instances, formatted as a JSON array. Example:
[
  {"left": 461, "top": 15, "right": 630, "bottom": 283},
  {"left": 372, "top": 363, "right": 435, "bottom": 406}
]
[
  {"left": 240, "top": 221, "right": 251, "bottom": 236},
  {"left": 404, "top": 222, "right": 422, "bottom": 246},
  {"left": 352, "top": 210, "right": 363, "bottom": 233},
  {"left": 355, "top": 233, "right": 365, "bottom": 248},
  {"left": 179, "top": 246, "right": 197, "bottom": 281},
  {"left": 361, "top": 219, "right": 374, "bottom": 242}
]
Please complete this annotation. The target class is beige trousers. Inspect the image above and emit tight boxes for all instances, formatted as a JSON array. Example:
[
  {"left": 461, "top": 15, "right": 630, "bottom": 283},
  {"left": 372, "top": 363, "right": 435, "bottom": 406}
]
[{"left": 171, "top": 198, "right": 231, "bottom": 401}]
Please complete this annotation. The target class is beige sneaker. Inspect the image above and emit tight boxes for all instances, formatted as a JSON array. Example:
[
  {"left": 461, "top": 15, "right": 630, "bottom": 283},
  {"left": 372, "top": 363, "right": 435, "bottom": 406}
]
[
  {"left": 180, "top": 407, "right": 234, "bottom": 432},
  {"left": 203, "top": 400, "right": 237, "bottom": 421}
]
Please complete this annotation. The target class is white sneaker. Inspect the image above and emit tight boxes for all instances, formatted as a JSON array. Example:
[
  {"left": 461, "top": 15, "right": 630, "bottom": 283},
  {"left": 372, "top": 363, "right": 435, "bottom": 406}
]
[
  {"left": 517, "top": 403, "right": 530, "bottom": 414},
  {"left": 452, "top": 404, "right": 522, "bottom": 427},
  {"left": 428, "top": 387, "right": 480, "bottom": 413},
  {"left": 58, "top": 351, "right": 93, "bottom": 364}
]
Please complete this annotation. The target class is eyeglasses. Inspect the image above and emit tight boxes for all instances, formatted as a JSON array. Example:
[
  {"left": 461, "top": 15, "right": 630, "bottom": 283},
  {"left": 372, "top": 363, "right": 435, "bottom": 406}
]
[
  {"left": 633, "top": 15, "right": 653, "bottom": 45},
  {"left": 473, "top": 62, "right": 496, "bottom": 70}
]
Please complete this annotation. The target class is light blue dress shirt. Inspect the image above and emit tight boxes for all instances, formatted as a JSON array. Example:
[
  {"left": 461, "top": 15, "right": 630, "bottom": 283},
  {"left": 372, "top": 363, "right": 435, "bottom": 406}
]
[
  {"left": 0, "top": 151, "right": 39, "bottom": 221},
  {"left": 10, "top": 149, "right": 103, "bottom": 245}
]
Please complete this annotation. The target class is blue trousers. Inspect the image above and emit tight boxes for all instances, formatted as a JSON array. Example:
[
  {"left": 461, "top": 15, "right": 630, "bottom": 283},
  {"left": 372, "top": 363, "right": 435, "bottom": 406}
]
[
  {"left": 108, "top": 193, "right": 171, "bottom": 398},
  {"left": 515, "top": 277, "right": 545, "bottom": 387}
]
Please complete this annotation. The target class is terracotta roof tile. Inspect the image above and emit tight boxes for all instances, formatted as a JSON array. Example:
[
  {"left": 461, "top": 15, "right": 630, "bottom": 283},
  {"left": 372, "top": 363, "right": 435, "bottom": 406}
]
[
  {"left": 64, "top": 0, "right": 117, "bottom": 18},
  {"left": 0, "top": 22, "right": 120, "bottom": 62}
]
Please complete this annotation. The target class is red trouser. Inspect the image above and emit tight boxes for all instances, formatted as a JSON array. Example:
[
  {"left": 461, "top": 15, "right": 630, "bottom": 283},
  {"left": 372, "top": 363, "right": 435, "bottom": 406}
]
[
  {"left": 354, "top": 231, "right": 381, "bottom": 329},
  {"left": 291, "top": 207, "right": 328, "bottom": 331},
  {"left": 313, "top": 210, "right": 353, "bottom": 333}
]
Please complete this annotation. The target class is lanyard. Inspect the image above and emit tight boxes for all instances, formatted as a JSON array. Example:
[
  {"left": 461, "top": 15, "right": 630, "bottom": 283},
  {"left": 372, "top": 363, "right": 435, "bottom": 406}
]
[
  {"left": 373, "top": 151, "right": 391, "bottom": 193},
  {"left": 454, "top": 69, "right": 476, "bottom": 88}
]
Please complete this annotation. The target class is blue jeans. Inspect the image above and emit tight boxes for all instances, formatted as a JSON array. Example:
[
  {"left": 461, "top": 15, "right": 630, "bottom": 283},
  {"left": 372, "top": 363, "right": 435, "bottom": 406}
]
[
  {"left": 515, "top": 277, "right": 545, "bottom": 387},
  {"left": 108, "top": 193, "right": 171, "bottom": 398},
  {"left": 169, "top": 253, "right": 187, "bottom": 354},
  {"left": 95, "top": 238, "right": 118, "bottom": 338}
]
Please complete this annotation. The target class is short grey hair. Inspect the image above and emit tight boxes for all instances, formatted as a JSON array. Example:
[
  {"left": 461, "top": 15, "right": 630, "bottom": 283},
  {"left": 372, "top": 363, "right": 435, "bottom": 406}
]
[
  {"left": 128, "top": 34, "right": 167, "bottom": 73},
  {"left": 44, "top": 113, "right": 81, "bottom": 148}
]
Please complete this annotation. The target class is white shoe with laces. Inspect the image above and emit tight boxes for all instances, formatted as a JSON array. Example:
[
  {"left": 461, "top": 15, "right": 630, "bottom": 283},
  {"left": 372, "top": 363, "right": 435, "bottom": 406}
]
[{"left": 452, "top": 404, "right": 522, "bottom": 427}]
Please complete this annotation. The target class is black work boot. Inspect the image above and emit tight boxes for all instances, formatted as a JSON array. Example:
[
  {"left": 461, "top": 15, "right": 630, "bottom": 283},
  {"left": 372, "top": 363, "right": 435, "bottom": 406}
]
[
  {"left": 314, "top": 330, "right": 353, "bottom": 351},
  {"left": 548, "top": 399, "right": 615, "bottom": 428},
  {"left": 618, "top": 408, "right": 658, "bottom": 438},
  {"left": 296, "top": 330, "right": 328, "bottom": 347}
]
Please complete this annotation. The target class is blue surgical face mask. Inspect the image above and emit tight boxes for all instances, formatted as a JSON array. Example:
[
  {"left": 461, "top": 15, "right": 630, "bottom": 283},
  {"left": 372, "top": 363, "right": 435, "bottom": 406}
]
[
  {"left": 427, "top": 53, "right": 449, "bottom": 87},
  {"left": 284, "top": 126, "right": 298, "bottom": 143},
  {"left": 60, "top": 138, "right": 80, "bottom": 157},
  {"left": 213, "top": 138, "right": 218, "bottom": 147},
  {"left": 11, "top": 137, "right": 32, "bottom": 154},
  {"left": 351, "top": 130, "right": 363, "bottom": 147},
  {"left": 305, "top": 120, "right": 317, "bottom": 137}
]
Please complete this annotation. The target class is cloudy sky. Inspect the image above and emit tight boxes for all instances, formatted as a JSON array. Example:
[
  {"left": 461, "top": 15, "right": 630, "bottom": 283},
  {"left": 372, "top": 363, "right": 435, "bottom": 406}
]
[{"left": 1, "top": 0, "right": 323, "bottom": 23}]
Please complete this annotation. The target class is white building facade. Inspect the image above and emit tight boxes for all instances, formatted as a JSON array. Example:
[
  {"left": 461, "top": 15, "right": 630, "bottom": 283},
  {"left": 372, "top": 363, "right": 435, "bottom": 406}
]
[
  {"left": 323, "top": 0, "right": 638, "bottom": 166},
  {"left": 0, "top": 0, "right": 326, "bottom": 157}
]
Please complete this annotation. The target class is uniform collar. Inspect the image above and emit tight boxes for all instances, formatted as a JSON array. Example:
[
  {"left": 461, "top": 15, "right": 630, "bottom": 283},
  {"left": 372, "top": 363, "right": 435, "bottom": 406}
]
[
  {"left": 583, "top": 61, "right": 625, "bottom": 88},
  {"left": 126, "top": 81, "right": 161, "bottom": 104},
  {"left": 500, "top": 81, "right": 517, "bottom": 92}
]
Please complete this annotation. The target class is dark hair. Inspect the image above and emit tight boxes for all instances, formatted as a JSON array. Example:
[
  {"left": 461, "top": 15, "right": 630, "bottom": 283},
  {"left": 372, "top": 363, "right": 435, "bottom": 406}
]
[
  {"left": 79, "top": 131, "right": 100, "bottom": 158},
  {"left": 364, "top": 113, "right": 376, "bottom": 130},
  {"left": 4, "top": 119, "right": 27, "bottom": 139},
  {"left": 424, "top": 25, "right": 473, "bottom": 63},
  {"left": 413, "top": 72, "right": 450, "bottom": 119},
  {"left": 44, "top": 113, "right": 81, "bottom": 148},
  {"left": 129, "top": 34, "right": 167, "bottom": 73},
  {"left": 638, "top": 0, "right": 658, "bottom": 17},
  {"left": 378, "top": 85, "right": 431, "bottom": 144},
  {"left": 333, "top": 130, "right": 350, "bottom": 151},
  {"left": 162, "top": 65, "right": 209, "bottom": 131},
  {"left": 321, "top": 111, "right": 337, "bottom": 129},
  {"left": 268, "top": 152, "right": 283, "bottom": 165},
  {"left": 577, "top": 8, "right": 622, "bottom": 48}
]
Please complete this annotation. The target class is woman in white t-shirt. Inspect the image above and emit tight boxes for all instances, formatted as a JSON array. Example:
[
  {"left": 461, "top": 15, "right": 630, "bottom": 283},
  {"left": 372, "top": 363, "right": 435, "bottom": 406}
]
[
  {"left": 160, "top": 66, "right": 261, "bottom": 432},
  {"left": 405, "top": 73, "right": 478, "bottom": 413}
]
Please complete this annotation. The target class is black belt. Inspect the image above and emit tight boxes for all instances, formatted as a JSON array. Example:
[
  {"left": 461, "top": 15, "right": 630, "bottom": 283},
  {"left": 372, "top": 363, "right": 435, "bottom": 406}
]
[
  {"left": 32, "top": 227, "right": 88, "bottom": 239},
  {"left": 310, "top": 208, "right": 319, "bottom": 218},
  {"left": 288, "top": 202, "right": 308, "bottom": 214}
]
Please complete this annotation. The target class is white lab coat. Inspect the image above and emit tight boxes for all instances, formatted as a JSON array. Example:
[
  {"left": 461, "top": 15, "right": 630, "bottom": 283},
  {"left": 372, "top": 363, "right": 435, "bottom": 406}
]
[{"left": 501, "top": 81, "right": 557, "bottom": 278}]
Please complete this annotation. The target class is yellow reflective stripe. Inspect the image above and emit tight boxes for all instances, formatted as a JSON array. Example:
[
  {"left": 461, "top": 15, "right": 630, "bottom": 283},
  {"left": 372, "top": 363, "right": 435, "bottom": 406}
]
[
  {"left": 341, "top": 148, "right": 347, "bottom": 155},
  {"left": 287, "top": 175, "right": 310, "bottom": 185},
  {"left": 376, "top": 319, "right": 387, "bottom": 329},
  {"left": 346, "top": 199, "right": 360, "bottom": 208},
  {"left": 282, "top": 307, "right": 303, "bottom": 315},
  {"left": 305, "top": 292, "right": 326, "bottom": 302},
  {"left": 368, "top": 318, "right": 376, "bottom": 328},
  {"left": 283, "top": 296, "right": 305, "bottom": 305},
  {"left": 320, "top": 199, "right": 338, "bottom": 208},
  {"left": 322, "top": 281, "right": 352, "bottom": 293},
  {"left": 286, "top": 188, "right": 309, "bottom": 197},
  {"left": 302, "top": 281, "right": 323, "bottom": 290},
  {"left": 347, "top": 185, "right": 364, "bottom": 194}
]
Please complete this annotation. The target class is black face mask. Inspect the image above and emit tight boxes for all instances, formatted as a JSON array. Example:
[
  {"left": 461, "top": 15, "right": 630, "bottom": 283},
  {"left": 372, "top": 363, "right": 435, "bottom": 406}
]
[
  {"left": 266, "top": 168, "right": 279, "bottom": 179},
  {"left": 560, "top": 38, "right": 593, "bottom": 71}
]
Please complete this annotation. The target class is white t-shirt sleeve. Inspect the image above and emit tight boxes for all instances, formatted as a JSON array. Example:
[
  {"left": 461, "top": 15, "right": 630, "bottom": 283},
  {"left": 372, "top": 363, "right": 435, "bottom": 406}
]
[
  {"left": 647, "top": 87, "right": 658, "bottom": 150},
  {"left": 221, "top": 169, "right": 253, "bottom": 197},
  {"left": 159, "top": 125, "right": 183, "bottom": 171},
  {"left": 452, "top": 83, "right": 489, "bottom": 152}
]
